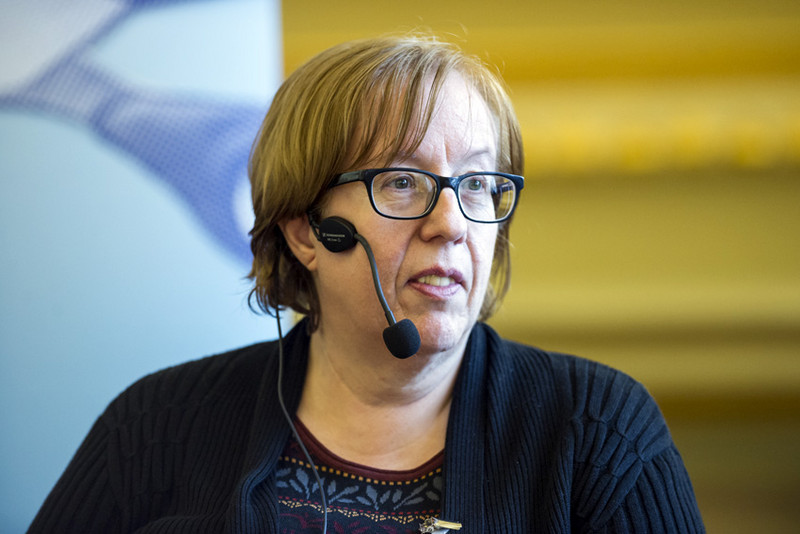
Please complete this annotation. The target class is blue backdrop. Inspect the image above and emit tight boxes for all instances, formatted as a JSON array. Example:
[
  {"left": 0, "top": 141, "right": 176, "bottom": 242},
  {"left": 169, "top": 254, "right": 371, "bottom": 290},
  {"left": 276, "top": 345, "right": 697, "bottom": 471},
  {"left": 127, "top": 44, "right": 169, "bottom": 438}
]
[{"left": 0, "top": 1, "right": 282, "bottom": 530}]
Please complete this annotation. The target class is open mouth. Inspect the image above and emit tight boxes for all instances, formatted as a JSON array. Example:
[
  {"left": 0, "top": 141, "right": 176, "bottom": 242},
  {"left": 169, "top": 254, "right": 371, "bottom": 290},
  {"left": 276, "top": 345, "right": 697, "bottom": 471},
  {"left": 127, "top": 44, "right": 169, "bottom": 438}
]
[
  {"left": 409, "top": 268, "right": 465, "bottom": 297},
  {"left": 415, "top": 274, "right": 457, "bottom": 287}
]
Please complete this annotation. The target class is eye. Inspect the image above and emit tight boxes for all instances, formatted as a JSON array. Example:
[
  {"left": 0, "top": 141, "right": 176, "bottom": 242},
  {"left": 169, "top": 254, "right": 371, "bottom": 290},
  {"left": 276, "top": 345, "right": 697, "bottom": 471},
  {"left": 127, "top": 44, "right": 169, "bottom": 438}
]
[
  {"left": 461, "top": 175, "right": 495, "bottom": 195},
  {"left": 375, "top": 171, "right": 421, "bottom": 192},
  {"left": 390, "top": 175, "right": 414, "bottom": 189},
  {"left": 465, "top": 178, "right": 484, "bottom": 192}
]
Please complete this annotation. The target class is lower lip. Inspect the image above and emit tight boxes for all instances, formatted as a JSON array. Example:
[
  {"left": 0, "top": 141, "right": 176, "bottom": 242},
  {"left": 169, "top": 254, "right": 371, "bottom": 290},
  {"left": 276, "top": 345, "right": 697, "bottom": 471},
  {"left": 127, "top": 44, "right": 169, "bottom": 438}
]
[{"left": 408, "top": 279, "right": 462, "bottom": 299}]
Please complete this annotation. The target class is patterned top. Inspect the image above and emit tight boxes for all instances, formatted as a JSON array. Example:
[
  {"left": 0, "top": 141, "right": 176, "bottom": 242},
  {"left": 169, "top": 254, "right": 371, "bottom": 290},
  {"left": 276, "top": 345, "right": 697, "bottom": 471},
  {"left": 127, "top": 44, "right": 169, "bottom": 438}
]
[{"left": 277, "top": 420, "right": 444, "bottom": 533}]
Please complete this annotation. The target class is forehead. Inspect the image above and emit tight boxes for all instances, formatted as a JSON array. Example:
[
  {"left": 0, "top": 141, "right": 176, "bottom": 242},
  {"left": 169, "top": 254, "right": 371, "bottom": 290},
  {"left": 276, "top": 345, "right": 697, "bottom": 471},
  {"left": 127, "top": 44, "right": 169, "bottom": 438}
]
[
  {"left": 404, "top": 81, "right": 497, "bottom": 166},
  {"left": 350, "top": 72, "right": 499, "bottom": 170}
]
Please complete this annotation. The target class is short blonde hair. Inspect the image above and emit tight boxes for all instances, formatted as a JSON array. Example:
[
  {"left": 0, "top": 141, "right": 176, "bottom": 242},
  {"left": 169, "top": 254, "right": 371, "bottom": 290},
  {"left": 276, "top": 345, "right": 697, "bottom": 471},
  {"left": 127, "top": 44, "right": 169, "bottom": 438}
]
[{"left": 248, "top": 34, "right": 523, "bottom": 329}]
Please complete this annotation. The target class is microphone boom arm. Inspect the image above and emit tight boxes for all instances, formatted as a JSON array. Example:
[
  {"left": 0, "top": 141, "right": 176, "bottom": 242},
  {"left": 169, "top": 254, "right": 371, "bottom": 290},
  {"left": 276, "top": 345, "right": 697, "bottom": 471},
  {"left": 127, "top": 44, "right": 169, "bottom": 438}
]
[{"left": 354, "top": 233, "right": 396, "bottom": 326}]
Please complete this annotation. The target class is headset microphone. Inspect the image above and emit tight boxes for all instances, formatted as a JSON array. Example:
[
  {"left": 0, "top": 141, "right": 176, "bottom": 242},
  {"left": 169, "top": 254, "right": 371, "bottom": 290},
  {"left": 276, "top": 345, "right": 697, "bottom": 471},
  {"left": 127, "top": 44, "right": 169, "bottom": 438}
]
[{"left": 316, "top": 216, "right": 421, "bottom": 359}]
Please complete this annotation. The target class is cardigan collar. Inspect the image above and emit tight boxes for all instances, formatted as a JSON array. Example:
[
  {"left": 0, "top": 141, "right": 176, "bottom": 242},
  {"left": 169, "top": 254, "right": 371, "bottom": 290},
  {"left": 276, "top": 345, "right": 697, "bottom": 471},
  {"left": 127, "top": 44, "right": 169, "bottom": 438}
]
[
  {"left": 441, "top": 322, "right": 490, "bottom": 533},
  {"left": 227, "top": 319, "right": 310, "bottom": 532}
]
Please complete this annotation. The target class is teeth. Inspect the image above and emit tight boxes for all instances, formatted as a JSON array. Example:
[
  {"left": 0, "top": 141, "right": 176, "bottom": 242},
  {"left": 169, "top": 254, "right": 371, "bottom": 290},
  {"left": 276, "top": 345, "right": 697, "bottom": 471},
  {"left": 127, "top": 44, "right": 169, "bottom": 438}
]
[{"left": 417, "top": 275, "right": 455, "bottom": 287}]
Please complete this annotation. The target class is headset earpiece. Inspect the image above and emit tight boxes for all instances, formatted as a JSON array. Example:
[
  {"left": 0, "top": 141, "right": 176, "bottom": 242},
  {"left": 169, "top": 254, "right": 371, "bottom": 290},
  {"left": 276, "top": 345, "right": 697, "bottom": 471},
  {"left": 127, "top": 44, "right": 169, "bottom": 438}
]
[{"left": 317, "top": 216, "right": 357, "bottom": 253}]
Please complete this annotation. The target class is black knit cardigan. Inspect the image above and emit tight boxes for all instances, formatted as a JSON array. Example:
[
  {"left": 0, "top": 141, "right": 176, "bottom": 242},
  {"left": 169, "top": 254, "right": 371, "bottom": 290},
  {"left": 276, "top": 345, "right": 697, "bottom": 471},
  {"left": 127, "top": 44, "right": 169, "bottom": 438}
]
[{"left": 29, "top": 320, "right": 704, "bottom": 533}]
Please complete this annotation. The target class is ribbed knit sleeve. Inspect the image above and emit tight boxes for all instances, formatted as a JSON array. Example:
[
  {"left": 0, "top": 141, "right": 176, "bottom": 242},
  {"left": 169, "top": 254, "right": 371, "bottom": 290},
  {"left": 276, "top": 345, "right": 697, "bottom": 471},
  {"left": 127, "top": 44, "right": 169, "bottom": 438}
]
[
  {"left": 28, "top": 415, "right": 120, "bottom": 532},
  {"left": 596, "top": 446, "right": 704, "bottom": 533},
  {"left": 27, "top": 341, "right": 278, "bottom": 533},
  {"left": 564, "top": 356, "right": 704, "bottom": 533}
]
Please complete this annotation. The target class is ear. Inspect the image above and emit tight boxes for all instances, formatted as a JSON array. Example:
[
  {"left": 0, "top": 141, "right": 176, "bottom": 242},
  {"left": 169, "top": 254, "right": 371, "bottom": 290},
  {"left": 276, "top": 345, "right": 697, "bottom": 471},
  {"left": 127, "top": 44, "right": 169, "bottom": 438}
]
[{"left": 279, "top": 216, "right": 319, "bottom": 271}]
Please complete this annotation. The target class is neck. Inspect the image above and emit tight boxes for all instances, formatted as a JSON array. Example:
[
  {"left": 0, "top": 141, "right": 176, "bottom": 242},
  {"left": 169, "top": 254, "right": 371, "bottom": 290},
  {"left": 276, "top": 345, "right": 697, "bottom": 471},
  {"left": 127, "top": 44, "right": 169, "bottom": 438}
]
[{"left": 295, "top": 321, "right": 467, "bottom": 470}]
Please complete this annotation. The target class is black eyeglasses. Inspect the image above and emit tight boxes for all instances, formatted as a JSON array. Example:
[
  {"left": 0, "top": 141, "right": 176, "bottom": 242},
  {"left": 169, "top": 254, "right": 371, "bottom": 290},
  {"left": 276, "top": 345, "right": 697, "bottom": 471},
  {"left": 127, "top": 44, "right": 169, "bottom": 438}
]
[{"left": 329, "top": 168, "right": 524, "bottom": 223}]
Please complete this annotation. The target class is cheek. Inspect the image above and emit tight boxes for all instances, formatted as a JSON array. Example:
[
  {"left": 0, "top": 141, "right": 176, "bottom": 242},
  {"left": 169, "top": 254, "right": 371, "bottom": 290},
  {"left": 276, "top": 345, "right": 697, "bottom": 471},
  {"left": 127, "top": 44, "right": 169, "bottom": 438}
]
[
  {"left": 314, "top": 249, "right": 376, "bottom": 317},
  {"left": 472, "top": 227, "right": 499, "bottom": 276}
]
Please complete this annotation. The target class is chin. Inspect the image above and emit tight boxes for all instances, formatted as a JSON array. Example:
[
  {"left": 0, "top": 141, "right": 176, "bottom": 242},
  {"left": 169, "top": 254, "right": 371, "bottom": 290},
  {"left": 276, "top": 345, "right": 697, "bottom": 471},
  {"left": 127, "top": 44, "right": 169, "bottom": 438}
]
[{"left": 414, "top": 314, "right": 476, "bottom": 355}]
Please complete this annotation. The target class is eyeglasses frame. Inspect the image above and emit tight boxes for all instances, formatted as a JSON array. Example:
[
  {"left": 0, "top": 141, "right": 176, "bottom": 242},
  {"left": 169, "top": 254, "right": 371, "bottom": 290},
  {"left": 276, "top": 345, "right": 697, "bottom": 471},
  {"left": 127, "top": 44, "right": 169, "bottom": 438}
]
[{"left": 328, "top": 167, "right": 525, "bottom": 223}]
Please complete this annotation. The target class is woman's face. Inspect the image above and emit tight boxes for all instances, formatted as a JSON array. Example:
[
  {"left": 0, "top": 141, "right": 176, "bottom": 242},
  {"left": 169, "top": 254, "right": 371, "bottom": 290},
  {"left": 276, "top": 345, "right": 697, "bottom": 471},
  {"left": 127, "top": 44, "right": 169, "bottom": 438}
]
[{"left": 314, "top": 74, "right": 499, "bottom": 355}]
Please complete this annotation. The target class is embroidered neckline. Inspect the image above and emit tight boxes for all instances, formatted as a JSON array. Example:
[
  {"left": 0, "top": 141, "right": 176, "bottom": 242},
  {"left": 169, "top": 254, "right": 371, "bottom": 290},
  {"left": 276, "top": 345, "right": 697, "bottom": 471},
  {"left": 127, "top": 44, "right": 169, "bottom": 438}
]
[{"left": 292, "top": 418, "right": 445, "bottom": 481}]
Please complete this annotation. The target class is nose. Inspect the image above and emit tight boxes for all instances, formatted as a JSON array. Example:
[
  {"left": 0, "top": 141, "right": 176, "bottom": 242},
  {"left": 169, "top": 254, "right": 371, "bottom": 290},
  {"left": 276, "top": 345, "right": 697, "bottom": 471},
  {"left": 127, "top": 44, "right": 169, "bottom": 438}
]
[{"left": 419, "top": 187, "right": 468, "bottom": 243}]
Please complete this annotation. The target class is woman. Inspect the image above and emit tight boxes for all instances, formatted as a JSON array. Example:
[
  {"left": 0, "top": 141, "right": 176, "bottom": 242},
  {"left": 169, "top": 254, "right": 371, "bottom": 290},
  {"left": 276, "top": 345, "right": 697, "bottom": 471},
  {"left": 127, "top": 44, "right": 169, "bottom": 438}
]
[{"left": 30, "top": 35, "right": 704, "bottom": 533}]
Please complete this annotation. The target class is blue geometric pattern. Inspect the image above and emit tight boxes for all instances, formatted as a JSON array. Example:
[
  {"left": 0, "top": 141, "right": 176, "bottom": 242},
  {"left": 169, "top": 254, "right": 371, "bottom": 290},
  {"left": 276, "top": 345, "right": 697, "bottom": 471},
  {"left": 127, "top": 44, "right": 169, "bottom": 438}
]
[{"left": 1, "top": 0, "right": 268, "bottom": 263}]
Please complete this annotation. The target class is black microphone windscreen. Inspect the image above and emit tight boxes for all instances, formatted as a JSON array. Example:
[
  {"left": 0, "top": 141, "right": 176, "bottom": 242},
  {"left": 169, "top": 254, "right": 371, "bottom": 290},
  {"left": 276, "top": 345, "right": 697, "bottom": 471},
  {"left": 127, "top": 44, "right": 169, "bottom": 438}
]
[{"left": 383, "top": 319, "right": 421, "bottom": 359}]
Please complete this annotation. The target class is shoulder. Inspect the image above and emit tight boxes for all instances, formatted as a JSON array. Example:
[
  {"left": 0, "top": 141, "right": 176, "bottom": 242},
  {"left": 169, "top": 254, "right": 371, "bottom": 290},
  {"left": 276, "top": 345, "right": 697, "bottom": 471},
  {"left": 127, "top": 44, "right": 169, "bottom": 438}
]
[
  {"left": 101, "top": 339, "right": 280, "bottom": 424},
  {"left": 477, "top": 324, "right": 703, "bottom": 530},
  {"left": 480, "top": 323, "right": 671, "bottom": 460}
]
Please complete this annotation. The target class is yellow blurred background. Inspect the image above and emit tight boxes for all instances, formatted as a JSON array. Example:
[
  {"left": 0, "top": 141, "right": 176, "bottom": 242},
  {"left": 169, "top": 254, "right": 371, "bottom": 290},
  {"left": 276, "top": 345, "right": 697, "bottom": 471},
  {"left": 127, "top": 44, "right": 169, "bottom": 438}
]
[{"left": 282, "top": 1, "right": 800, "bottom": 531}]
